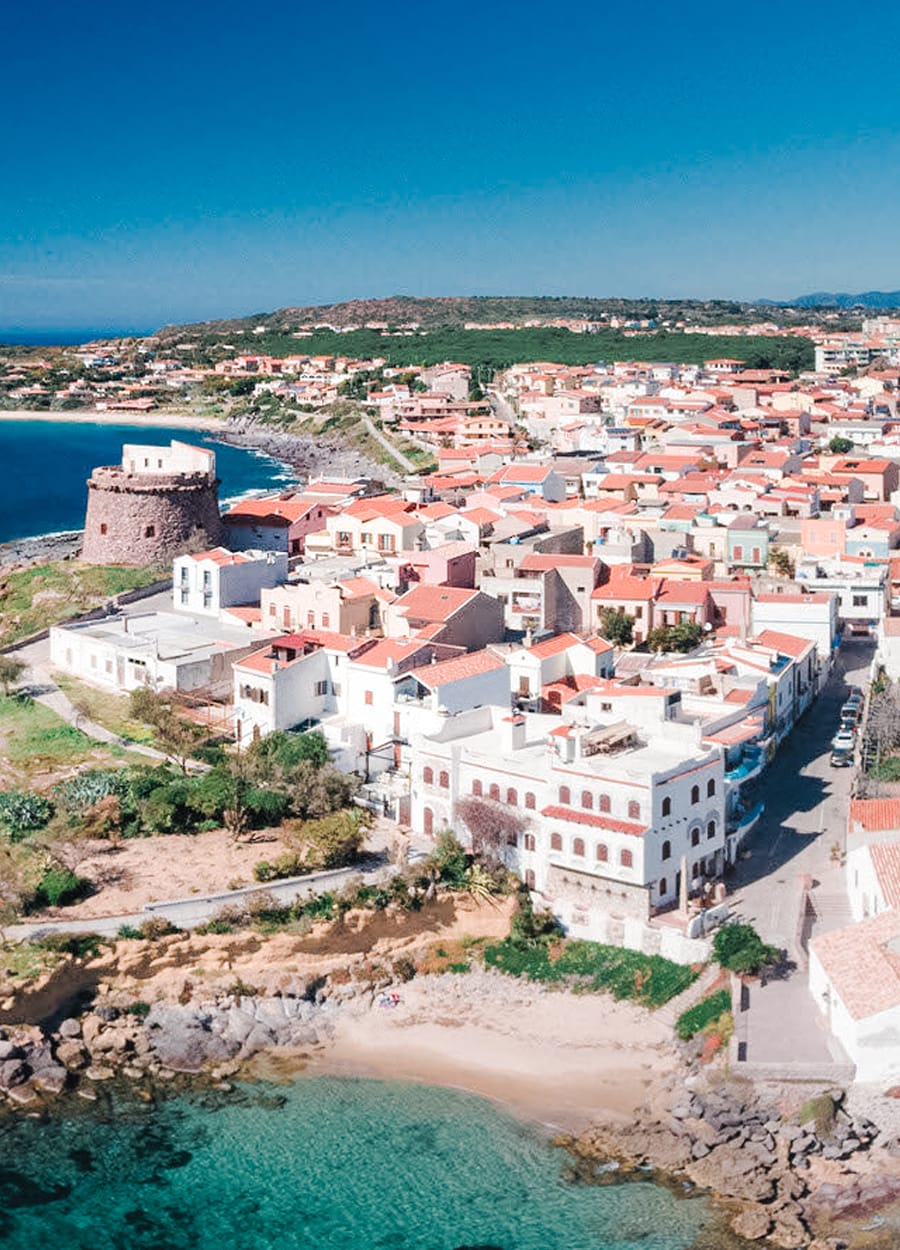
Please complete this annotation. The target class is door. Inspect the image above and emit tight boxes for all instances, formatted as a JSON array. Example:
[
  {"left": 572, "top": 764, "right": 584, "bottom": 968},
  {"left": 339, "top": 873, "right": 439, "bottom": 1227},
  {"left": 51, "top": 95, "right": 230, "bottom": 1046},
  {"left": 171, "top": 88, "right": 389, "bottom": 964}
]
[{"left": 423, "top": 807, "right": 433, "bottom": 837}]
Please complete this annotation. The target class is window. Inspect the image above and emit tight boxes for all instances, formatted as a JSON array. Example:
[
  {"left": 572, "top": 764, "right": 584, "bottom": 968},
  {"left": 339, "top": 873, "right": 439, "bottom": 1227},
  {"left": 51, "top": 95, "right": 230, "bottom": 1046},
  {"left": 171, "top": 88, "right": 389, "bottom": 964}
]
[
  {"left": 707, "top": 778, "right": 716, "bottom": 797},
  {"left": 507, "top": 831, "right": 518, "bottom": 847},
  {"left": 662, "top": 796, "right": 671, "bottom": 817},
  {"left": 104, "top": 659, "right": 112, "bottom": 674},
  {"left": 707, "top": 820, "right": 716, "bottom": 839},
  {"left": 573, "top": 837, "right": 585, "bottom": 857},
  {"left": 659, "top": 878, "right": 667, "bottom": 898},
  {"left": 507, "top": 788, "right": 518, "bottom": 806},
  {"left": 423, "top": 766, "right": 434, "bottom": 785},
  {"left": 472, "top": 779, "right": 483, "bottom": 797},
  {"left": 690, "top": 785, "right": 700, "bottom": 805},
  {"left": 620, "top": 849, "right": 633, "bottom": 868},
  {"left": 489, "top": 783, "right": 500, "bottom": 801},
  {"left": 691, "top": 827, "right": 700, "bottom": 847},
  {"left": 628, "top": 800, "right": 640, "bottom": 821},
  {"left": 314, "top": 680, "right": 328, "bottom": 696},
  {"left": 144, "top": 524, "right": 156, "bottom": 538},
  {"left": 852, "top": 594, "right": 868, "bottom": 607},
  {"left": 322, "top": 613, "right": 330, "bottom": 629},
  {"left": 180, "top": 589, "right": 189, "bottom": 606},
  {"left": 661, "top": 840, "right": 671, "bottom": 861},
  {"left": 518, "top": 676, "right": 531, "bottom": 695},
  {"left": 202, "top": 570, "right": 211, "bottom": 589},
  {"left": 550, "top": 832, "right": 563, "bottom": 851},
  {"left": 525, "top": 792, "right": 536, "bottom": 810},
  {"left": 99, "top": 522, "right": 108, "bottom": 535},
  {"left": 525, "top": 869, "right": 536, "bottom": 890},
  {"left": 524, "top": 833, "right": 536, "bottom": 852},
  {"left": 733, "top": 544, "right": 743, "bottom": 562},
  {"left": 581, "top": 790, "right": 593, "bottom": 810},
  {"left": 599, "top": 793, "right": 611, "bottom": 813},
  {"left": 307, "top": 612, "right": 315, "bottom": 627},
  {"left": 559, "top": 785, "right": 570, "bottom": 805},
  {"left": 595, "top": 843, "right": 608, "bottom": 862},
  {"left": 439, "top": 771, "right": 449, "bottom": 790},
  {"left": 365, "top": 690, "right": 373, "bottom": 706},
  {"left": 269, "top": 603, "right": 277, "bottom": 617}
]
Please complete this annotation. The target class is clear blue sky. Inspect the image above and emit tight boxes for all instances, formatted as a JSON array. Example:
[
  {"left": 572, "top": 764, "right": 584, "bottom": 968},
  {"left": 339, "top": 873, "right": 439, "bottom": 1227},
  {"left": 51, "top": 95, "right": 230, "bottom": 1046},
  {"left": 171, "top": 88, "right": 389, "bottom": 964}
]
[{"left": 4, "top": 0, "right": 900, "bottom": 334}]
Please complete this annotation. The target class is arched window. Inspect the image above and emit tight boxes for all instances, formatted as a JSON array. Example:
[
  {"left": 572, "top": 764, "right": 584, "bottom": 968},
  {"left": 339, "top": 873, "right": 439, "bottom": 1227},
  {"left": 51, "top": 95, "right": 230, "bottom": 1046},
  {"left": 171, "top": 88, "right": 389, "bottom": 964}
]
[
  {"left": 662, "top": 796, "right": 671, "bottom": 817},
  {"left": 628, "top": 799, "right": 640, "bottom": 821},
  {"left": 581, "top": 790, "right": 593, "bottom": 810},
  {"left": 598, "top": 793, "right": 611, "bottom": 813},
  {"left": 507, "top": 788, "right": 518, "bottom": 806},
  {"left": 691, "top": 827, "right": 700, "bottom": 847},
  {"left": 489, "top": 783, "right": 500, "bottom": 801},
  {"left": 423, "top": 766, "right": 434, "bottom": 785},
  {"left": 550, "top": 832, "right": 563, "bottom": 851},
  {"left": 472, "top": 779, "right": 483, "bottom": 797},
  {"left": 524, "top": 833, "right": 536, "bottom": 852},
  {"left": 506, "top": 830, "right": 518, "bottom": 847},
  {"left": 595, "top": 842, "right": 608, "bottom": 862},
  {"left": 620, "top": 848, "right": 633, "bottom": 868},
  {"left": 525, "top": 869, "right": 536, "bottom": 890},
  {"left": 707, "top": 778, "right": 716, "bottom": 797},
  {"left": 707, "top": 820, "right": 716, "bottom": 840},
  {"left": 661, "top": 840, "right": 671, "bottom": 861},
  {"left": 525, "top": 792, "right": 536, "bottom": 810},
  {"left": 659, "top": 877, "right": 667, "bottom": 898},
  {"left": 690, "top": 785, "right": 700, "bottom": 805},
  {"left": 439, "top": 771, "right": 449, "bottom": 790},
  {"left": 559, "top": 785, "right": 571, "bottom": 805},
  {"left": 573, "top": 837, "right": 585, "bottom": 857}
]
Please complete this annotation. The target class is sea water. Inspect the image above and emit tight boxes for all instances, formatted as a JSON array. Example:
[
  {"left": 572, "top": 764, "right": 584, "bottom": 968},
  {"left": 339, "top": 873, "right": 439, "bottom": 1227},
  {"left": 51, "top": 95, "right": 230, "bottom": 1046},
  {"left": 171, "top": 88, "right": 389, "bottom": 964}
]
[
  {"left": 0, "top": 420, "right": 294, "bottom": 544},
  {"left": 0, "top": 1077, "right": 731, "bottom": 1250}
]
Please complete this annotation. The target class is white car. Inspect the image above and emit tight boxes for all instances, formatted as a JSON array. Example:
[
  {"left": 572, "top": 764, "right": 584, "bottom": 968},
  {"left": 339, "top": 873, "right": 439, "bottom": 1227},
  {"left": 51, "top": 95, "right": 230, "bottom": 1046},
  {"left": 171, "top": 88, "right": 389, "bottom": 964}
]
[{"left": 832, "top": 728, "right": 856, "bottom": 752}]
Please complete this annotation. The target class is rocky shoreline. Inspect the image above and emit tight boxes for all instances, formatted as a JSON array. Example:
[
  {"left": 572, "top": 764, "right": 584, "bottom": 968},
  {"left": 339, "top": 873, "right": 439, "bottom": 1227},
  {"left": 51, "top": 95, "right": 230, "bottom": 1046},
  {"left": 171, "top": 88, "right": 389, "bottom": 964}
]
[{"left": 213, "top": 421, "right": 401, "bottom": 487}]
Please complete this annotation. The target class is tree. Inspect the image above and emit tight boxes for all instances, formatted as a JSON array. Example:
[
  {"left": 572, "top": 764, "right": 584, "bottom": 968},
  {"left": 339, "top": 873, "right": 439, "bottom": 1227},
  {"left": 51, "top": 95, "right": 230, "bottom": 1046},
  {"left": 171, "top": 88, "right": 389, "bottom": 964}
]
[
  {"left": 0, "top": 655, "right": 26, "bottom": 698},
  {"left": 597, "top": 608, "right": 634, "bottom": 647},
  {"left": 281, "top": 807, "right": 372, "bottom": 870},
  {"left": 828, "top": 436, "right": 853, "bottom": 454},
  {"left": 647, "top": 622, "right": 703, "bottom": 653},
  {"left": 768, "top": 546, "right": 794, "bottom": 578},
  {"left": 454, "top": 797, "right": 527, "bottom": 867},
  {"left": 712, "top": 922, "right": 777, "bottom": 975}
]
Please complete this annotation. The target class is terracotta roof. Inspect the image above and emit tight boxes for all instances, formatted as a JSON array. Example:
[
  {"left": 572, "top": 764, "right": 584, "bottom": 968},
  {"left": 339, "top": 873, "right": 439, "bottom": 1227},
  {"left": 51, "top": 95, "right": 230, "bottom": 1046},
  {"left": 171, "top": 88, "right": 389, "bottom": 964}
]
[
  {"left": 185, "top": 547, "right": 252, "bottom": 566},
  {"left": 392, "top": 584, "right": 479, "bottom": 622},
  {"left": 849, "top": 798, "right": 900, "bottom": 834},
  {"left": 870, "top": 843, "right": 900, "bottom": 910},
  {"left": 407, "top": 649, "right": 505, "bottom": 687},
  {"left": 541, "top": 805, "right": 647, "bottom": 837},
  {"left": 351, "top": 638, "right": 432, "bottom": 669},
  {"left": 752, "top": 629, "right": 815, "bottom": 658},
  {"left": 810, "top": 910, "right": 900, "bottom": 1021}
]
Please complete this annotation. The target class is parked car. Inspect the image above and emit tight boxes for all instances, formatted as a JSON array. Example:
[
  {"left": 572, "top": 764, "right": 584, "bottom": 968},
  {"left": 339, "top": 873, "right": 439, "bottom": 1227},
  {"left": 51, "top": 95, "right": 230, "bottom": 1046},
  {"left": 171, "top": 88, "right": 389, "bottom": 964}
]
[
  {"left": 840, "top": 704, "right": 862, "bottom": 727},
  {"left": 830, "top": 748, "right": 853, "bottom": 768},
  {"left": 832, "top": 728, "right": 856, "bottom": 751}
]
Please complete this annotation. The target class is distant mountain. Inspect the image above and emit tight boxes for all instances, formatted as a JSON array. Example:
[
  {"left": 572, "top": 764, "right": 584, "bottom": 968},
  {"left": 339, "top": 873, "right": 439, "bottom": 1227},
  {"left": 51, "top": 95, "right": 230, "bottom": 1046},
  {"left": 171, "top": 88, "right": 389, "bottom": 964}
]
[{"left": 760, "top": 291, "right": 900, "bottom": 309}]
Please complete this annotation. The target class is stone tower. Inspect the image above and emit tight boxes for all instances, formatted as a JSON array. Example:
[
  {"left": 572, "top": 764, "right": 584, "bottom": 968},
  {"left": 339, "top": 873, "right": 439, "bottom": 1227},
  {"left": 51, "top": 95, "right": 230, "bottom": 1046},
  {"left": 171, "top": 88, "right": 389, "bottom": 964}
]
[{"left": 82, "top": 440, "right": 223, "bottom": 566}]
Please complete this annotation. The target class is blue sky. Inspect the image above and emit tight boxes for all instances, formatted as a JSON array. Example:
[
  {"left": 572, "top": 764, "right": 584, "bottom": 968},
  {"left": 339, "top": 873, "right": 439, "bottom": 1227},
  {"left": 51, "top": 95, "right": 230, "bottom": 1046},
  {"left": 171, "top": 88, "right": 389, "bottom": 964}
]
[{"left": 3, "top": 0, "right": 900, "bottom": 333}]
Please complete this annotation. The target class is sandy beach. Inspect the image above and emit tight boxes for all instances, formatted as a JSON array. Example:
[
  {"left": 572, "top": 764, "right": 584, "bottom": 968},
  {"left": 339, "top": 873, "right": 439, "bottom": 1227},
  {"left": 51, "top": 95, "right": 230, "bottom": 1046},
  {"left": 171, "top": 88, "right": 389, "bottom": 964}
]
[
  {"left": 302, "top": 970, "right": 677, "bottom": 1132},
  {"left": 0, "top": 407, "right": 225, "bottom": 431}
]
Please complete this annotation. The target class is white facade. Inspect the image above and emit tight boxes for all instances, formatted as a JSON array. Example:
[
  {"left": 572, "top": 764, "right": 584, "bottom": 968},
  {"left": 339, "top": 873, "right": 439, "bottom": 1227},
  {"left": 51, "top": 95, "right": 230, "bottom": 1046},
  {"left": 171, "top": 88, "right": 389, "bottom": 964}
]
[
  {"left": 122, "top": 440, "right": 215, "bottom": 476},
  {"left": 750, "top": 593, "right": 838, "bottom": 665},
  {"left": 173, "top": 549, "right": 287, "bottom": 617}
]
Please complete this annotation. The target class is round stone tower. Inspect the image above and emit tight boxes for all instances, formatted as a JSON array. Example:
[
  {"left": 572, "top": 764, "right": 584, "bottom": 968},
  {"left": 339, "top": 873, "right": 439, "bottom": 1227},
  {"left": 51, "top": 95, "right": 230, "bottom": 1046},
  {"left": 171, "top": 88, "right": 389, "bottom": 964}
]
[{"left": 81, "top": 440, "right": 223, "bottom": 566}]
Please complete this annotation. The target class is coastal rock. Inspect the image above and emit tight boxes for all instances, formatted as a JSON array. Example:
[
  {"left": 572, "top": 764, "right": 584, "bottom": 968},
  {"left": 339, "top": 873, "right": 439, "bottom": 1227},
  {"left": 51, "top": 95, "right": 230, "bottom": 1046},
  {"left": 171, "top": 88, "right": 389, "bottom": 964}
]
[
  {"left": 58, "top": 1018, "right": 82, "bottom": 1039},
  {"left": 0, "top": 1060, "right": 29, "bottom": 1090},
  {"left": 0, "top": 1040, "right": 24, "bottom": 1061},
  {"left": 767, "top": 1211, "right": 809, "bottom": 1249},
  {"left": 56, "top": 1040, "right": 87, "bottom": 1069},
  {"left": 31, "top": 1065, "right": 68, "bottom": 1095},
  {"left": 145, "top": 1003, "right": 239, "bottom": 1072},
  {"left": 730, "top": 1205, "right": 771, "bottom": 1240},
  {"left": 84, "top": 1066, "right": 115, "bottom": 1081}
]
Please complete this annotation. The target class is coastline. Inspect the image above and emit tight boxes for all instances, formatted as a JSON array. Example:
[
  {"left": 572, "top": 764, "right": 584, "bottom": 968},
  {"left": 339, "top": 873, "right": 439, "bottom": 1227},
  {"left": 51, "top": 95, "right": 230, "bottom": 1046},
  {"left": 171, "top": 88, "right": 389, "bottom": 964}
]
[{"left": 0, "top": 407, "right": 226, "bottom": 431}]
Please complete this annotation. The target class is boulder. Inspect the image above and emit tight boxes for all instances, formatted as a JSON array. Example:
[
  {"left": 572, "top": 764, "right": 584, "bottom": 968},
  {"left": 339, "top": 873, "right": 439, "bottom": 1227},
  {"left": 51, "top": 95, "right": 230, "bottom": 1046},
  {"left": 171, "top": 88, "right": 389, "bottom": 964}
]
[
  {"left": 0, "top": 1060, "right": 29, "bottom": 1090},
  {"left": 730, "top": 1205, "right": 771, "bottom": 1241},
  {"left": 767, "top": 1211, "right": 809, "bottom": 1249},
  {"left": 145, "top": 1003, "right": 238, "bottom": 1072},
  {"left": 58, "top": 1018, "right": 82, "bottom": 1039},
  {"left": 31, "top": 1065, "right": 67, "bottom": 1095},
  {"left": 56, "top": 1040, "right": 87, "bottom": 1069},
  {"left": 0, "top": 1041, "right": 23, "bottom": 1061}
]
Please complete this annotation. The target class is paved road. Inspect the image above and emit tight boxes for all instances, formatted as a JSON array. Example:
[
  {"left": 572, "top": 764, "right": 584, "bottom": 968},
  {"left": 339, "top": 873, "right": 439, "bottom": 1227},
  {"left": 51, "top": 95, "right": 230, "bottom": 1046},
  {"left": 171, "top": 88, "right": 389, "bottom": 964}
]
[{"left": 728, "top": 637, "right": 875, "bottom": 1069}]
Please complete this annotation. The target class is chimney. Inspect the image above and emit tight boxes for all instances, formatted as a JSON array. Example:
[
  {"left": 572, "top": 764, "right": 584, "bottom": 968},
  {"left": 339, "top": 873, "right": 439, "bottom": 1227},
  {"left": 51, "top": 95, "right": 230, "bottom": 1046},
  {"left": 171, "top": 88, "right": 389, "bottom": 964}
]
[{"left": 500, "top": 714, "right": 526, "bottom": 754}]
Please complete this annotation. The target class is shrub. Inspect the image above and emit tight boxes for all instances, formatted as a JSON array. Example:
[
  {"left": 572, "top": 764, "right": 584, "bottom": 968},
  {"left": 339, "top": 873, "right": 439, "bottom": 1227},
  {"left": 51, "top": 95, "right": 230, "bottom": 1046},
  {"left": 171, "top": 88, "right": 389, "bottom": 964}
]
[
  {"left": 116, "top": 924, "right": 142, "bottom": 940},
  {"left": 509, "top": 889, "right": 562, "bottom": 947},
  {"left": 0, "top": 789, "right": 54, "bottom": 839},
  {"left": 55, "top": 769, "right": 128, "bottom": 812},
  {"left": 429, "top": 831, "right": 470, "bottom": 888},
  {"left": 33, "top": 866, "right": 88, "bottom": 908},
  {"left": 33, "top": 932, "right": 103, "bottom": 959},
  {"left": 124, "top": 1000, "right": 151, "bottom": 1019},
  {"left": 675, "top": 989, "right": 732, "bottom": 1040},
  {"left": 712, "top": 923, "right": 777, "bottom": 976},
  {"left": 254, "top": 861, "right": 277, "bottom": 883},
  {"left": 138, "top": 916, "right": 179, "bottom": 940}
]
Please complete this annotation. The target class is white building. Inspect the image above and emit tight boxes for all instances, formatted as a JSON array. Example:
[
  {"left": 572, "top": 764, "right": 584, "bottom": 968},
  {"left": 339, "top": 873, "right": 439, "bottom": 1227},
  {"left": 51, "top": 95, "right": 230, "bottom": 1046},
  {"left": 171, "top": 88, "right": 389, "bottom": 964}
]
[
  {"left": 750, "top": 591, "right": 838, "bottom": 667},
  {"left": 173, "top": 548, "right": 287, "bottom": 617},
  {"left": 809, "top": 910, "right": 900, "bottom": 1083}
]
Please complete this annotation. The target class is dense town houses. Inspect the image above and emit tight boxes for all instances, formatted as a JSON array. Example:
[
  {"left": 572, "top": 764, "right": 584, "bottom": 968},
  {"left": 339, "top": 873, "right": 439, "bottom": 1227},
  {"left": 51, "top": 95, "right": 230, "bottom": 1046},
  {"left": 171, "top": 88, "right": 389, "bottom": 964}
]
[{"left": 42, "top": 337, "right": 900, "bottom": 986}]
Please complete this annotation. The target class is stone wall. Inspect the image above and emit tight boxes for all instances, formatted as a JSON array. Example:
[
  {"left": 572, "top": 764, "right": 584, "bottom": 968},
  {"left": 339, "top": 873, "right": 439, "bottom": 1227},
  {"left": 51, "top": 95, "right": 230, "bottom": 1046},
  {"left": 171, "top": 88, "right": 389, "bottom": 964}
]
[{"left": 82, "top": 467, "right": 222, "bottom": 566}]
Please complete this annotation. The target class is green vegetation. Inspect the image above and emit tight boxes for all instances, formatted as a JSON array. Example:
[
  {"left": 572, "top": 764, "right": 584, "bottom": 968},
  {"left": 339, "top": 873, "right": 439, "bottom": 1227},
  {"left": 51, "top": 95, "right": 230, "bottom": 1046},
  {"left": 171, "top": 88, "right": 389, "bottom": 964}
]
[
  {"left": 797, "top": 1092, "right": 838, "bottom": 1136},
  {"left": 484, "top": 937, "right": 696, "bottom": 1007},
  {"left": 597, "top": 608, "right": 634, "bottom": 647},
  {"left": 253, "top": 807, "right": 372, "bottom": 881},
  {"left": 711, "top": 923, "right": 777, "bottom": 975},
  {"left": 55, "top": 676, "right": 155, "bottom": 744},
  {"left": 0, "top": 789, "right": 54, "bottom": 839},
  {"left": 828, "top": 435, "right": 854, "bottom": 454},
  {"left": 675, "top": 988, "right": 732, "bottom": 1040},
  {"left": 0, "top": 561, "right": 166, "bottom": 647},
  {"left": 0, "top": 695, "right": 103, "bottom": 770},
  {"left": 33, "top": 864, "right": 88, "bottom": 908},
  {"left": 646, "top": 622, "right": 704, "bottom": 653},
  {"left": 0, "top": 656, "right": 26, "bottom": 697}
]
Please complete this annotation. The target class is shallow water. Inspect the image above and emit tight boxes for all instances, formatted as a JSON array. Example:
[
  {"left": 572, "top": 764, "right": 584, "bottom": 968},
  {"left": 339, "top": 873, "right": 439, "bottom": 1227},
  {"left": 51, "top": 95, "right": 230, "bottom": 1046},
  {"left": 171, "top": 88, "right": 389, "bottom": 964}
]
[
  {"left": 0, "top": 1076, "right": 725, "bottom": 1250},
  {"left": 0, "top": 421, "right": 294, "bottom": 543}
]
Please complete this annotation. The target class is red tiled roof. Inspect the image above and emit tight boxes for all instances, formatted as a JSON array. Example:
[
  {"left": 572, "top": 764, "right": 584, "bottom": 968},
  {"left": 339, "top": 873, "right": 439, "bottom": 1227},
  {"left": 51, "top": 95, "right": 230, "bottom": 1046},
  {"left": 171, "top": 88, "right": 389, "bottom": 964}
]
[
  {"left": 870, "top": 843, "right": 900, "bottom": 910},
  {"left": 753, "top": 629, "right": 814, "bottom": 658},
  {"left": 541, "top": 805, "right": 647, "bottom": 837},
  {"left": 407, "top": 649, "right": 505, "bottom": 687},
  {"left": 392, "top": 584, "right": 479, "bottom": 621},
  {"left": 849, "top": 798, "right": 900, "bottom": 834},
  {"left": 810, "top": 910, "right": 900, "bottom": 1020}
]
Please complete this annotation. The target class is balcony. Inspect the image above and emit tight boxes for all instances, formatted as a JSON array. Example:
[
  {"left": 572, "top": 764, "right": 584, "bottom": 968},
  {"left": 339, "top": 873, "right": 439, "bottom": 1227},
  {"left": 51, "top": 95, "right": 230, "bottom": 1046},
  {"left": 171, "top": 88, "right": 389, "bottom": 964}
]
[
  {"left": 727, "top": 799, "right": 765, "bottom": 838},
  {"left": 725, "top": 745, "right": 766, "bottom": 786}
]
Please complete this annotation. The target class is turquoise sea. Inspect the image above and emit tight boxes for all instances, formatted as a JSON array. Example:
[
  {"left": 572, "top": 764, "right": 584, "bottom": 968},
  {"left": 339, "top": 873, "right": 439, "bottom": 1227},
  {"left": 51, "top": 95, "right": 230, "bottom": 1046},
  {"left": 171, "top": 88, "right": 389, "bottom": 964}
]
[
  {"left": 0, "top": 421, "right": 295, "bottom": 544},
  {"left": 0, "top": 1076, "right": 734, "bottom": 1250}
]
